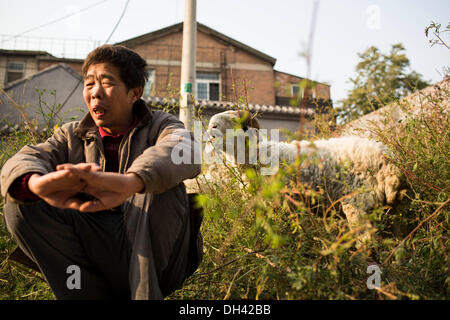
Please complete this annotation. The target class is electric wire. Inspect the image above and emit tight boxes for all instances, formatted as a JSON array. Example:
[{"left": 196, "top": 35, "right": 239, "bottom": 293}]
[
  {"left": 104, "top": 0, "right": 131, "bottom": 44},
  {"left": 1, "top": 0, "right": 109, "bottom": 45},
  {"left": 60, "top": 0, "right": 132, "bottom": 110}
]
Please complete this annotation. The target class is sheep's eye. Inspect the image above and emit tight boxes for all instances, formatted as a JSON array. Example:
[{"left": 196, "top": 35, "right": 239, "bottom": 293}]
[{"left": 212, "top": 125, "right": 218, "bottom": 129}]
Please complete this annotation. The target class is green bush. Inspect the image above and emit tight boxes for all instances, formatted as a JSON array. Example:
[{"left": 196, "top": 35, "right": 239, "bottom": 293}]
[
  {"left": 0, "top": 84, "right": 448, "bottom": 300},
  {"left": 169, "top": 84, "right": 449, "bottom": 300},
  {"left": 0, "top": 133, "right": 54, "bottom": 299}
]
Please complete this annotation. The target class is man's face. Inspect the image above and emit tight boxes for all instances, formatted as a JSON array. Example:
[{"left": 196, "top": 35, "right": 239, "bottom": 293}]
[{"left": 83, "top": 62, "right": 141, "bottom": 135}]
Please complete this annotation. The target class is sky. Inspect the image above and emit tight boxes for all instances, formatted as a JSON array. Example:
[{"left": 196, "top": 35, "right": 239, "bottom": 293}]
[{"left": 0, "top": 0, "right": 449, "bottom": 103}]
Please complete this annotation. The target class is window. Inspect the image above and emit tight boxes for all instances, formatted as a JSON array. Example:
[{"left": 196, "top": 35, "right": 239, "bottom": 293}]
[
  {"left": 6, "top": 61, "right": 25, "bottom": 83},
  {"left": 196, "top": 71, "right": 220, "bottom": 101},
  {"left": 143, "top": 69, "right": 155, "bottom": 97},
  {"left": 291, "top": 84, "right": 303, "bottom": 99},
  {"left": 291, "top": 84, "right": 316, "bottom": 99}
]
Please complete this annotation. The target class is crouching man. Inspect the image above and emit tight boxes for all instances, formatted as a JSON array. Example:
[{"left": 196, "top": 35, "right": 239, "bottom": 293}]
[{"left": 1, "top": 45, "right": 202, "bottom": 299}]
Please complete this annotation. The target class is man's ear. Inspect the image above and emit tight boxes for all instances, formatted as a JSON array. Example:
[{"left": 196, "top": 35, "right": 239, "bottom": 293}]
[{"left": 129, "top": 87, "right": 143, "bottom": 103}]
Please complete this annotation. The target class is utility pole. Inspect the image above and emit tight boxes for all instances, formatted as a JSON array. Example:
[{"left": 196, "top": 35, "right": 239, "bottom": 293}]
[{"left": 179, "top": 0, "right": 197, "bottom": 131}]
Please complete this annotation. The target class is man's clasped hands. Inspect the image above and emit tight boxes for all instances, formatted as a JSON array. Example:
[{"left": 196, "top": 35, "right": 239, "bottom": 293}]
[{"left": 28, "top": 163, "right": 145, "bottom": 212}]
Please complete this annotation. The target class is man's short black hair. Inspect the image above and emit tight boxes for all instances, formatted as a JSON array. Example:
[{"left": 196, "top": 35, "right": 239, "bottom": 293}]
[{"left": 82, "top": 44, "right": 149, "bottom": 90}]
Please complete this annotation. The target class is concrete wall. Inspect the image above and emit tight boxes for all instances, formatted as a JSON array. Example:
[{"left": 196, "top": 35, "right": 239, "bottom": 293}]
[
  {"left": 0, "top": 55, "right": 40, "bottom": 88},
  {"left": 0, "top": 64, "right": 87, "bottom": 130}
]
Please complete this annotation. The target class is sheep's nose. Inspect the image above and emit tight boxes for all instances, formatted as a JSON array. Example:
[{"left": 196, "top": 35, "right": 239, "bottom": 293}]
[{"left": 206, "top": 127, "right": 222, "bottom": 141}]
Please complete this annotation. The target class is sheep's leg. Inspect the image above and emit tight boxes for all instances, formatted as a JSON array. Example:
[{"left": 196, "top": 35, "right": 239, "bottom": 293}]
[{"left": 342, "top": 203, "right": 373, "bottom": 246}]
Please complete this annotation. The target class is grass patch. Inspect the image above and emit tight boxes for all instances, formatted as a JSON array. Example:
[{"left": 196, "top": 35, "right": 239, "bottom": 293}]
[{"left": 0, "top": 84, "right": 448, "bottom": 300}]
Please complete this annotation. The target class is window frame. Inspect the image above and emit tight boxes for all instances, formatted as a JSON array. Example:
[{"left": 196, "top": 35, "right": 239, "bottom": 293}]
[
  {"left": 6, "top": 61, "right": 25, "bottom": 84},
  {"left": 142, "top": 69, "right": 156, "bottom": 98},
  {"left": 291, "top": 84, "right": 316, "bottom": 99},
  {"left": 196, "top": 71, "right": 221, "bottom": 101},
  {"left": 291, "top": 84, "right": 302, "bottom": 99}
]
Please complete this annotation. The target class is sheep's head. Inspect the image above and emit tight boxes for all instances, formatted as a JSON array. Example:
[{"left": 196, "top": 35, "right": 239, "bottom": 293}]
[
  {"left": 206, "top": 110, "right": 260, "bottom": 163},
  {"left": 207, "top": 110, "right": 260, "bottom": 140}
]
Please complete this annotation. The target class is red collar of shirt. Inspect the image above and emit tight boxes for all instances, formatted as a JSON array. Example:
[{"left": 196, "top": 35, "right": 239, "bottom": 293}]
[{"left": 98, "top": 116, "right": 138, "bottom": 138}]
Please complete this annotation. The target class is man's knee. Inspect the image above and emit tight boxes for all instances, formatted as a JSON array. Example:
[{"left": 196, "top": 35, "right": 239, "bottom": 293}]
[
  {"left": 3, "top": 199, "right": 51, "bottom": 239},
  {"left": 3, "top": 199, "right": 25, "bottom": 237}
]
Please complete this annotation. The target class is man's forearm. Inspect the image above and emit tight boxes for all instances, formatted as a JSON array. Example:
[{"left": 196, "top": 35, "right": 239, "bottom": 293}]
[
  {"left": 127, "top": 127, "right": 202, "bottom": 194},
  {"left": 125, "top": 173, "right": 145, "bottom": 194},
  {"left": 27, "top": 173, "right": 47, "bottom": 197}
]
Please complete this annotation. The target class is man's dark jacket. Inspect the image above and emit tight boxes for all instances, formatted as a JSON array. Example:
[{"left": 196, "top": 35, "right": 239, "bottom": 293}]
[{"left": 1, "top": 99, "right": 202, "bottom": 299}]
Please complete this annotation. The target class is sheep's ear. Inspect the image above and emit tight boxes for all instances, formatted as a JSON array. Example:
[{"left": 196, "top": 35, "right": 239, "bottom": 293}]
[
  {"left": 240, "top": 110, "right": 260, "bottom": 130},
  {"left": 250, "top": 116, "right": 260, "bottom": 129}
]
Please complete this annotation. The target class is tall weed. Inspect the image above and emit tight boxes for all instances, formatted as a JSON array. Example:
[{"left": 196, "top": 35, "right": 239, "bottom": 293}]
[{"left": 170, "top": 81, "right": 449, "bottom": 300}]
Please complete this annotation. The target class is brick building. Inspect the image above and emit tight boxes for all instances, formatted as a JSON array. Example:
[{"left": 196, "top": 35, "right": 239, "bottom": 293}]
[
  {"left": 0, "top": 49, "right": 83, "bottom": 86},
  {"left": 116, "top": 22, "right": 330, "bottom": 107},
  {"left": 2, "top": 22, "right": 330, "bottom": 105},
  {"left": 1, "top": 22, "right": 332, "bottom": 137}
]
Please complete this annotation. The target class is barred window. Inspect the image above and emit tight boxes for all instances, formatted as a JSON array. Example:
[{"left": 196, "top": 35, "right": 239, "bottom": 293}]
[
  {"left": 196, "top": 71, "right": 220, "bottom": 101},
  {"left": 6, "top": 61, "right": 25, "bottom": 83}
]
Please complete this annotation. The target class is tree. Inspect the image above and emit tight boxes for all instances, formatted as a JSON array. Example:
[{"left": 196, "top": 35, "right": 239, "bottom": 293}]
[
  {"left": 425, "top": 21, "right": 450, "bottom": 50},
  {"left": 337, "top": 43, "right": 429, "bottom": 123}
]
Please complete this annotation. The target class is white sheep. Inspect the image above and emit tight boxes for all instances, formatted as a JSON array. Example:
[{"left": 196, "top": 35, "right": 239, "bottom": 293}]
[{"left": 204, "top": 110, "right": 406, "bottom": 244}]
